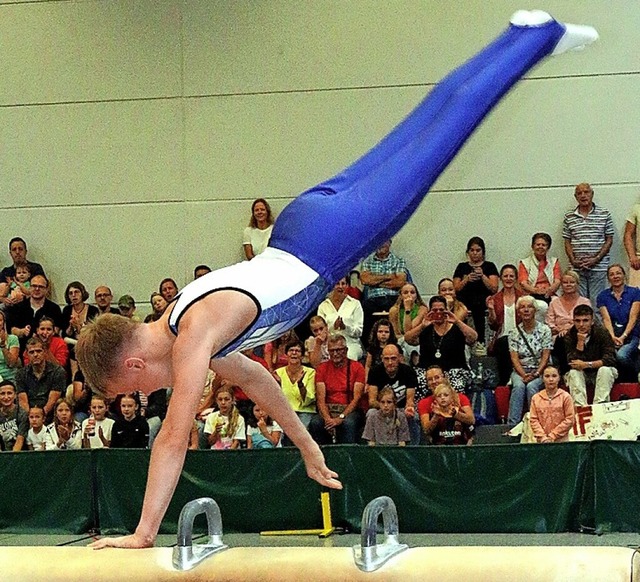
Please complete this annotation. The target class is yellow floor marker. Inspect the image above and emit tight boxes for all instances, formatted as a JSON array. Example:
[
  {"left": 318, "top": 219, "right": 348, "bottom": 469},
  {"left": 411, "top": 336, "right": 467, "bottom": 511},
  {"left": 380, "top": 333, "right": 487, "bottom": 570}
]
[{"left": 260, "top": 490, "right": 336, "bottom": 537}]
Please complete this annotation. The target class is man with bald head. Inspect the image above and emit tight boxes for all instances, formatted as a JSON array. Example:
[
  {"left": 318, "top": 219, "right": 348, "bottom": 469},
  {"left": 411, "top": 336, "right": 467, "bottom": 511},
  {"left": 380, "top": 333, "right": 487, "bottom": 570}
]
[
  {"left": 562, "top": 182, "right": 613, "bottom": 307},
  {"left": 366, "top": 343, "right": 419, "bottom": 444},
  {"left": 94, "top": 286, "right": 119, "bottom": 316}
]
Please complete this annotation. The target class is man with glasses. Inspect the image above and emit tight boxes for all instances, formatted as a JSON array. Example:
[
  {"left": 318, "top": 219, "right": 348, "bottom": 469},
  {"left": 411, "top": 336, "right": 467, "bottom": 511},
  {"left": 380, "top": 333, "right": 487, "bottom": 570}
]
[
  {"left": 94, "top": 286, "right": 119, "bottom": 316},
  {"left": 308, "top": 334, "right": 365, "bottom": 445},
  {"left": 7, "top": 275, "right": 63, "bottom": 354},
  {"left": 16, "top": 337, "right": 66, "bottom": 422}
]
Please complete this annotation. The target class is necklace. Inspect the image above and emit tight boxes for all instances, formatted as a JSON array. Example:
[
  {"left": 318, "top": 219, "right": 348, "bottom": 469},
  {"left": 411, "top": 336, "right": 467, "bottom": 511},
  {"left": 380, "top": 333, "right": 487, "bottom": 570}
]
[{"left": 432, "top": 328, "right": 445, "bottom": 359}]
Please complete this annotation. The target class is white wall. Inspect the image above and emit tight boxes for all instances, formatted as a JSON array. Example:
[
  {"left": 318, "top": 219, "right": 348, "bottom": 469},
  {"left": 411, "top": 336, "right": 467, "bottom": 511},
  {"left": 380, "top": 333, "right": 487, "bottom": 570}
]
[{"left": 0, "top": 0, "right": 638, "bottom": 312}]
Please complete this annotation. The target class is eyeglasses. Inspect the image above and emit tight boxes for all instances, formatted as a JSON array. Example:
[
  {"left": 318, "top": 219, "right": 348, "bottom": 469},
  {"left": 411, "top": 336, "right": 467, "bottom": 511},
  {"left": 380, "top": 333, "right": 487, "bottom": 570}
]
[
  {"left": 328, "top": 347, "right": 347, "bottom": 353},
  {"left": 31, "top": 284, "right": 46, "bottom": 290},
  {"left": 96, "top": 293, "right": 112, "bottom": 298}
]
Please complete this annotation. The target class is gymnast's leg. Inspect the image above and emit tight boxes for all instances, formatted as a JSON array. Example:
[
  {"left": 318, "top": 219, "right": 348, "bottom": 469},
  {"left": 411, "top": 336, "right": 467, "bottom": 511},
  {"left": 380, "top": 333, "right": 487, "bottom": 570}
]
[{"left": 269, "top": 11, "right": 597, "bottom": 284}]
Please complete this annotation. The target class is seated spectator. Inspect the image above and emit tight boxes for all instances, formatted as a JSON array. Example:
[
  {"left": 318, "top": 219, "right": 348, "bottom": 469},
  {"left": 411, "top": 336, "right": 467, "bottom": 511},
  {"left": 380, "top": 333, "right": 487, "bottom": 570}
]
[
  {"left": 366, "top": 344, "right": 419, "bottom": 445},
  {"left": 194, "top": 265, "right": 212, "bottom": 279},
  {"left": 7, "top": 274, "right": 62, "bottom": 354},
  {"left": 507, "top": 296, "right": 553, "bottom": 426},
  {"left": 564, "top": 304, "right": 618, "bottom": 406},
  {"left": 362, "top": 387, "right": 410, "bottom": 446},
  {"left": 405, "top": 295, "right": 477, "bottom": 391},
  {"left": 243, "top": 198, "right": 275, "bottom": 260},
  {"left": 0, "top": 263, "right": 31, "bottom": 305},
  {"left": 389, "top": 283, "right": 427, "bottom": 364},
  {"left": 546, "top": 270, "right": 591, "bottom": 373},
  {"left": 144, "top": 292, "right": 168, "bottom": 323},
  {"left": 111, "top": 394, "right": 150, "bottom": 448},
  {"left": 596, "top": 264, "right": 640, "bottom": 382},
  {"left": 529, "top": 364, "right": 575, "bottom": 443},
  {"left": 453, "top": 236, "right": 499, "bottom": 344},
  {"left": 438, "top": 277, "right": 471, "bottom": 322},
  {"left": 71, "top": 368, "right": 92, "bottom": 422},
  {"left": 61, "top": 281, "right": 99, "bottom": 378},
  {"left": 44, "top": 398, "right": 82, "bottom": 450},
  {"left": 0, "top": 380, "right": 28, "bottom": 451},
  {"left": 23, "top": 316, "right": 69, "bottom": 369},
  {"left": 304, "top": 315, "right": 330, "bottom": 368},
  {"left": 94, "top": 286, "right": 119, "bottom": 316},
  {"left": 26, "top": 406, "right": 46, "bottom": 450},
  {"left": 422, "top": 383, "right": 475, "bottom": 445},
  {"left": 518, "top": 232, "right": 562, "bottom": 303},
  {"left": 275, "top": 340, "right": 316, "bottom": 436},
  {"left": 417, "top": 365, "right": 475, "bottom": 440},
  {"left": 118, "top": 295, "right": 140, "bottom": 321},
  {"left": 194, "top": 370, "right": 222, "bottom": 449},
  {"left": 364, "top": 318, "right": 398, "bottom": 379},
  {"left": 317, "top": 276, "right": 364, "bottom": 361},
  {"left": 0, "top": 237, "right": 45, "bottom": 308},
  {"left": 16, "top": 337, "right": 66, "bottom": 422},
  {"left": 81, "top": 395, "right": 114, "bottom": 449},
  {"left": 246, "top": 403, "right": 282, "bottom": 449},
  {"left": 360, "top": 240, "right": 408, "bottom": 344},
  {"left": 159, "top": 278, "right": 179, "bottom": 303},
  {"left": 486, "top": 264, "right": 523, "bottom": 385},
  {"left": 264, "top": 330, "right": 298, "bottom": 378},
  {"left": 0, "top": 310, "right": 20, "bottom": 383},
  {"left": 309, "top": 334, "right": 365, "bottom": 445},
  {"left": 203, "top": 385, "right": 245, "bottom": 450}
]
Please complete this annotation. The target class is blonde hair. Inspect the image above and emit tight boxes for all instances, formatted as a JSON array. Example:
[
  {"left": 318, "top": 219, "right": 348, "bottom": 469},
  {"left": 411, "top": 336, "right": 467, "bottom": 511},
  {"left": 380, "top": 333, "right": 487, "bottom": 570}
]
[
  {"left": 76, "top": 314, "right": 139, "bottom": 394},
  {"left": 433, "top": 383, "right": 461, "bottom": 407},
  {"left": 216, "top": 385, "right": 241, "bottom": 439}
]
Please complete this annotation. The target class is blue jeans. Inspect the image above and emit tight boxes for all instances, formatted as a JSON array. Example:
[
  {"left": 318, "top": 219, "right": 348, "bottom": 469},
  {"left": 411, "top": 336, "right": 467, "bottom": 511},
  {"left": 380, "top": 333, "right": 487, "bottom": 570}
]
[
  {"left": 309, "top": 410, "right": 364, "bottom": 445},
  {"left": 616, "top": 336, "right": 640, "bottom": 382},
  {"left": 508, "top": 372, "right": 544, "bottom": 425},
  {"left": 579, "top": 269, "right": 608, "bottom": 311}
]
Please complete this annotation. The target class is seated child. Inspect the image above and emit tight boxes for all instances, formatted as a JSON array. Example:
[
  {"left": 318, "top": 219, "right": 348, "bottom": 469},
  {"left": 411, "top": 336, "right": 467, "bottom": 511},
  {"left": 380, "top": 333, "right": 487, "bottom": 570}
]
[
  {"left": 246, "top": 403, "right": 282, "bottom": 449},
  {"left": 111, "top": 393, "right": 150, "bottom": 448},
  {"left": 81, "top": 395, "right": 115, "bottom": 448},
  {"left": 0, "top": 264, "right": 31, "bottom": 303},
  {"left": 203, "top": 385, "right": 245, "bottom": 450},
  {"left": 26, "top": 406, "right": 47, "bottom": 450},
  {"left": 424, "top": 383, "right": 475, "bottom": 445},
  {"left": 44, "top": 398, "right": 82, "bottom": 450},
  {"left": 362, "top": 387, "right": 410, "bottom": 446}
]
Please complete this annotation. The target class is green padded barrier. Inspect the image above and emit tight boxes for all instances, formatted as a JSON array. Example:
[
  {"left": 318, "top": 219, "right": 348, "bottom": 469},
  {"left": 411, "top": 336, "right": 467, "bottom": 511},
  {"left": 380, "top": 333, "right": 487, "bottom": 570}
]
[{"left": 0, "top": 450, "right": 94, "bottom": 534}]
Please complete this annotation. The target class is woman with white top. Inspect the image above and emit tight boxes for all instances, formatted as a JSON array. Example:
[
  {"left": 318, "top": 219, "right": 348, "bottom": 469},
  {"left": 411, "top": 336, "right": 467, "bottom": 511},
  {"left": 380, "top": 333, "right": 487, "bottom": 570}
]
[{"left": 243, "top": 198, "right": 275, "bottom": 260}]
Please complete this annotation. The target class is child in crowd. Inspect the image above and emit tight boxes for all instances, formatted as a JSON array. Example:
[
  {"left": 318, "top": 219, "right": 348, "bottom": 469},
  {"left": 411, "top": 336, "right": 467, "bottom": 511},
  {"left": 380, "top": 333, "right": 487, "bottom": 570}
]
[
  {"left": 23, "top": 316, "right": 69, "bottom": 369},
  {"left": 0, "top": 380, "right": 28, "bottom": 451},
  {"left": 26, "top": 406, "right": 47, "bottom": 450},
  {"left": 111, "top": 394, "right": 150, "bottom": 448},
  {"left": 305, "top": 315, "right": 330, "bottom": 368},
  {"left": 246, "top": 403, "right": 282, "bottom": 449},
  {"left": 44, "top": 398, "right": 82, "bottom": 450},
  {"left": 203, "top": 386, "right": 245, "bottom": 450},
  {"left": 365, "top": 319, "right": 398, "bottom": 377},
  {"left": 0, "top": 264, "right": 31, "bottom": 303},
  {"left": 529, "top": 364, "right": 575, "bottom": 443},
  {"left": 425, "top": 383, "right": 475, "bottom": 445},
  {"left": 362, "top": 387, "right": 410, "bottom": 446},
  {"left": 81, "top": 395, "right": 115, "bottom": 449}
]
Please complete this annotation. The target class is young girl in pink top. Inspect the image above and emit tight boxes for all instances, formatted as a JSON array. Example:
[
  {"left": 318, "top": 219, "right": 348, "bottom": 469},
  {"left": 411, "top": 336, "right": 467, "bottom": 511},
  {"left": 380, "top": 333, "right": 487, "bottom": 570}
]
[{"left": 529, "top": 364, "right": 575, "bottom": 443}]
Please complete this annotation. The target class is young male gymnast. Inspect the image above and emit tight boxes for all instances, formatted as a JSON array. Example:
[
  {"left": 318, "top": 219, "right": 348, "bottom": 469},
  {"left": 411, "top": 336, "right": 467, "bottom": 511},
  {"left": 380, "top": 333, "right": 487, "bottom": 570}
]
[{"left": 77, "top": 11, "right": 597, "bottom": 548}]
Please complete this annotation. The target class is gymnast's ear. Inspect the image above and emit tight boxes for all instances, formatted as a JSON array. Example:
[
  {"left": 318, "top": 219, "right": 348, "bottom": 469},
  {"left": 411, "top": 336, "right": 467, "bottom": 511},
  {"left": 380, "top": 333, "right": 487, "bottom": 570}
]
[{"left": 124, "top": 357, "right": 146, "bottom": 371}]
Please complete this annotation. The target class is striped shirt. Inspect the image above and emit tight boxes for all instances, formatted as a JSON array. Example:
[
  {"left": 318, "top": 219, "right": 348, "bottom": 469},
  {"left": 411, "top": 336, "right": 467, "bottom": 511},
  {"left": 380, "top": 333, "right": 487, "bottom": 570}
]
[{"left": 562, "top": 203, "right": 614, "bottom": 271}]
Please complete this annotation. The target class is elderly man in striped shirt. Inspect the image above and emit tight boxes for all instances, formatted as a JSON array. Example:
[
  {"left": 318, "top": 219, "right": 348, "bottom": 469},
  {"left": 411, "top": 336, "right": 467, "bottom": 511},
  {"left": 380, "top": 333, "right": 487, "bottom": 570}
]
[{"left": 562, "top": 183, "right": 614, "bottom": 308}]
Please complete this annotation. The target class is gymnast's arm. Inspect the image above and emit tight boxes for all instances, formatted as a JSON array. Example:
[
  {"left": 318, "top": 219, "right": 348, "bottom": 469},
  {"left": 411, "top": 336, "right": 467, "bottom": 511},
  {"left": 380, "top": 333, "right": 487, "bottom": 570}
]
[{"left": 210, "top": 352, "right": 342, "bottom": 490}]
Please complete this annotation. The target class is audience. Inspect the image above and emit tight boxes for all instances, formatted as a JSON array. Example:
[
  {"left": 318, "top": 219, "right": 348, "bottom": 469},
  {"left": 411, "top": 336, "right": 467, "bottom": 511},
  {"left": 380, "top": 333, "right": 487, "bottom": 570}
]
[
  {"left": 246, "top": 403, "right": 282, "bottom": 449},
  {"left": 388, "top": 282, "right": 427, "bottom": 363},
  {"left": 44, "top": 398, "right": 82, "bottom": 450},
  {"left": 117, "top": 294, "right": 139, "bottom": 320},
  {"left": 26, "top": 406, "right": 46, "bottom": 450},
  {"left": 194, "top": 265, "right": 212, "bottom": 279},
  {"left": 529, "top": 364, "right": 575, "bottom": 443},
  {"left": 159, "top": 278, "right": 179, "bottom": 303},
  {"left": 23, "top": 316, "right": 69, "bottom": 369},
  {"left": 203, "top": 385, "right": 245, "bottom": 450},
  {"left": 110, "top": 394, "right": 150, "bottom": 448},
  {"left": 304, "top": 315, "right": 330, "bottom": 368},
  {"left": 81, "top": 395, "right": 114, "bottom": 449},
  {"left": 0, "top": 310, "right": 20, "bottom": 383},
  {"left": 0, "top": 380, "right": 28, "bottom": 451},
  {"left": 0, "top": 237, "right": 45, "bottom": 308},
  {"left": 362, "top": 387, "right": 410, "bottom": 447},
  {"left": 422, "top": 383, "right": 475, "bottom": 445},
  {"left": 364, "top": 318, "right": 398, "bottom": 379},
  {"left": 94, "top": 286, "right": 118, "bottom": 316},
  {"left": 518, "top": 232, "right": 562, "bottom": 303},
  {"left": 61, "top": 281, "right": 99, "bottom": 378},
  {"left": 144, "top": 292, "right": 168, "bottom": 323},
  {"left": 0, "top": 263, "right": 31, "bottom": 305}
]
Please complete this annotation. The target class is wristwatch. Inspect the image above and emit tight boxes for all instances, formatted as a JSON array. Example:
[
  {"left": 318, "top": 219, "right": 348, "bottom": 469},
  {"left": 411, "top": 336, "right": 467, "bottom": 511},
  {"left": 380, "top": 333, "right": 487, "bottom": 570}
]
[{"left": 339, "top": 413, "right": 346, "bottom": 419}]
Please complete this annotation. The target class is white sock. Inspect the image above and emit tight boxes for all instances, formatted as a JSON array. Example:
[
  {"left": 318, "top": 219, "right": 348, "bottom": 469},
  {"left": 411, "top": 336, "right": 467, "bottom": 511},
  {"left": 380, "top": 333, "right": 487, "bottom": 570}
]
[{"left": 509, "top": 9, "right": 599, "bottom": 55}]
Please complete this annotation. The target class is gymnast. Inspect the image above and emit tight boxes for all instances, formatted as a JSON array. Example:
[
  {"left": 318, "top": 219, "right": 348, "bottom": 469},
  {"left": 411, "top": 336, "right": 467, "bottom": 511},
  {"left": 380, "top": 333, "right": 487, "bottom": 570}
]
[{"left": 77, "top": 10, "right": 597, "bottom": 549}]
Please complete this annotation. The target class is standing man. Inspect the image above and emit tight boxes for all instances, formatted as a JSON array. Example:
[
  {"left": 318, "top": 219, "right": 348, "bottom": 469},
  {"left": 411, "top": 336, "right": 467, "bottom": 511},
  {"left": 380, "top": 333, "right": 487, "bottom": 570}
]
[
  {"left": 0, "top": 238, "right": 45, "bottom": 308},
  {"left": 366, "top": 343, "right": 419, "bottom": 444},
  {"left": 623, "top": 200, "right": 640, "bottom": 287},
  {"left": 94, "top": 286, "right": 119, "bottom": 316},
  {"left": 562, "top": 183, "right": 614, "bottom": 307},
  {"left": 360, "top": 240, "right": 407, "bottom": 345},
  {"left": 308, "top": 334, "right": 365, "bottom": 444},
  {"left": 7, "top": 275, "right": 63, "bottom": 353},
  {"left": 564, "top": 304, "right": 618, "bottom": 406},
  {"left": 16, "top": 337, "right": 66, "bottom": 421}
]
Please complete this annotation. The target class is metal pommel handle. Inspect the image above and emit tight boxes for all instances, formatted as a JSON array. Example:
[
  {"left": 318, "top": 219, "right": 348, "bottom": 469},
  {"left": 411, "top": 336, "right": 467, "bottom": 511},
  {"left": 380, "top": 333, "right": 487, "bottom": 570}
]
[
  {"left": 353, "top": 496, "right": 408, "bottom": 572},
  {"left": 173, "top": 497, "right": 228, "bottom": 571}
]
